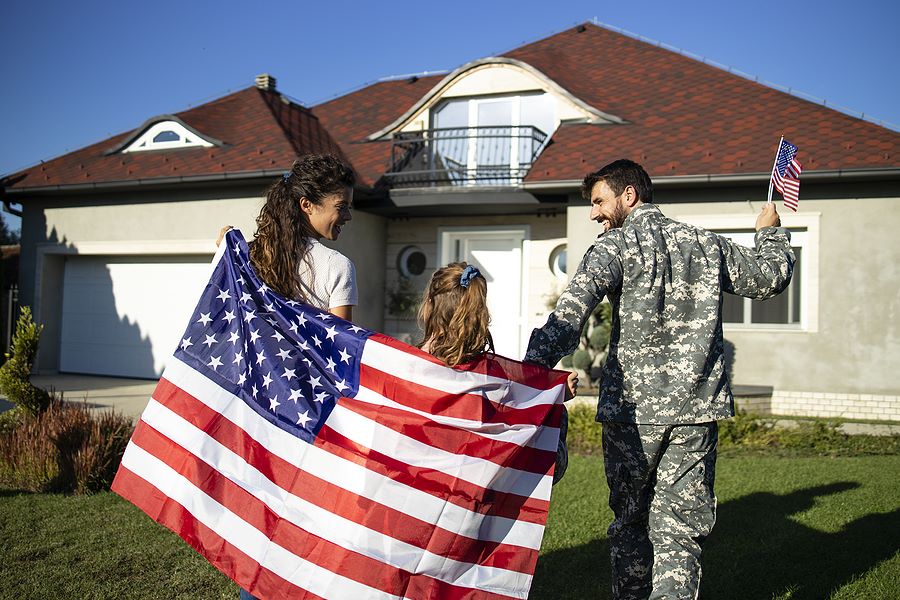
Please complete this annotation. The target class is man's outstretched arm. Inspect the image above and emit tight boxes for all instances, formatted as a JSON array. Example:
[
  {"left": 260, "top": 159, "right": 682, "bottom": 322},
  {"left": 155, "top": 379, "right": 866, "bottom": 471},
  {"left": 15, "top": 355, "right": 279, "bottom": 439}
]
[{"left": 525, "top": 240, "right": 620, "bottom": 368}]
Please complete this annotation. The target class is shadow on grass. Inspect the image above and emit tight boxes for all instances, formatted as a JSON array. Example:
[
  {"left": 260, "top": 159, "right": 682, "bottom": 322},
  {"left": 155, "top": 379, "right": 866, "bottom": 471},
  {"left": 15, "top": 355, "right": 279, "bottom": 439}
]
[
  {"left": 0, "top": 487, "right": 34, "bottom": 498},
  {"left": 533, "top": 482, "right": 899, "bottom": 599},
  {"left": 702, "top": 482, "right": 900, "bottom": 599},
  {"left": 531, "top": 537, "right": 610, "bottom": 599}
]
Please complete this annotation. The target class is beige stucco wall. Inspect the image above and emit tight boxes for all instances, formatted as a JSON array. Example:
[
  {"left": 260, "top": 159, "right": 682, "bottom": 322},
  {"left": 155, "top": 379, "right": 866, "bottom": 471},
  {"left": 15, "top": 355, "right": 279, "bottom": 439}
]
[
  {"left": 381, "top": 213, "right": 567, "bottom": 352},
  {"left": 564, "top": 195, "right": 900, "bottom": 398},
  {"left": 18, "top": 186, "right": 386, "bottom": 372},
  {"left": 326, "top": 210, "right": 387, "bottom": 331}
]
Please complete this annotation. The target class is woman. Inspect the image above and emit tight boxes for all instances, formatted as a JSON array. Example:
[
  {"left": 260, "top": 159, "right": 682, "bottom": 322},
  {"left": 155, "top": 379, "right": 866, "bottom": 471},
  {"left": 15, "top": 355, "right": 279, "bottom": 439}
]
[
  {"left": 219, "top": 153, "right": 357, "bottom": 319},
  {"left": 226, "top": 153, "right": 356, "bottom": 600}
]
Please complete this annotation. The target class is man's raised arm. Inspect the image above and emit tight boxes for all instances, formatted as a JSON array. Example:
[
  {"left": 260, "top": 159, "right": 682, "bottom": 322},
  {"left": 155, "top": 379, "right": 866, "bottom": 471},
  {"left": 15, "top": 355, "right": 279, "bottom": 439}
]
[{"left": 721, "top": 203, "right": 795, "bottom": 300}]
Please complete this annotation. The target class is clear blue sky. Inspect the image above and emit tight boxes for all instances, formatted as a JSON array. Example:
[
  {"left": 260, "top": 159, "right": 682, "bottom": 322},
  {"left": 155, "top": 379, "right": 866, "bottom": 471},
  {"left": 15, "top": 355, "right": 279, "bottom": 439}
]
[{"left": 2, "top": 0, "right": 898, "bottom": 232}]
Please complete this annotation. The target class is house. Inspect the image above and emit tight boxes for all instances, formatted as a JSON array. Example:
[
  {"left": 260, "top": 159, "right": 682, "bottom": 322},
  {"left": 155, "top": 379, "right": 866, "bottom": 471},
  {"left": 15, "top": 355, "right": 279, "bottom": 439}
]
[{"left": 2, "top": 23, "right": 898, "bottom": 421}]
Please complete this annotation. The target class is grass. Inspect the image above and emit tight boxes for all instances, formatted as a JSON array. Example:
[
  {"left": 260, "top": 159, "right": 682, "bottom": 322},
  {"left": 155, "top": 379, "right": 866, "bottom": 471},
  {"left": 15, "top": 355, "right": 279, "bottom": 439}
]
[
  {"left": 535, "top": 453, "right": 900, "bottom": 599},
  {"left": 2, "top": 412, "right": 898, "bottom": 599},
  {"left": 0, "top": 488, "right": 237, "bottom": 599}
]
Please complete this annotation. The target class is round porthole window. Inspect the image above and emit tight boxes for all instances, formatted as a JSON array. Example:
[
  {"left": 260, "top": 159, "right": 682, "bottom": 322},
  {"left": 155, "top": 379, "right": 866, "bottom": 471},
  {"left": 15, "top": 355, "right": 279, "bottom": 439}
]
[
  {"left": 398, "top": 246, "right": 427, "bottom": 278},
  {"left": 549, "top": 244, "right": 567, "bottom": 280}
]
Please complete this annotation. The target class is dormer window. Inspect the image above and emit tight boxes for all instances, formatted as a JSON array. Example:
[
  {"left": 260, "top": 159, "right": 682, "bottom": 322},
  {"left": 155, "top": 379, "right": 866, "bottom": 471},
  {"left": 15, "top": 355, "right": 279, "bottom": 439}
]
[
  {"left": 121, "top": 120, "right": 214, "bottom": 153},
  {"left": 430, "top": 93, "right": 555, "bottom": 184},
  {"left": 377, "top": 57, "right": 624, "bottom": 188},
  {"left": 432, "top": 93, "right": 557, "bottom": 139}
]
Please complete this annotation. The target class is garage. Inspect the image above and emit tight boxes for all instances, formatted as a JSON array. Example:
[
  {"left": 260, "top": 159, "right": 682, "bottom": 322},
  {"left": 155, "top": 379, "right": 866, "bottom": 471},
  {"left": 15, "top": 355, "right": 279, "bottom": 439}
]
[{"left": 59, "top": 255, "right": 213, "bottom": 378}]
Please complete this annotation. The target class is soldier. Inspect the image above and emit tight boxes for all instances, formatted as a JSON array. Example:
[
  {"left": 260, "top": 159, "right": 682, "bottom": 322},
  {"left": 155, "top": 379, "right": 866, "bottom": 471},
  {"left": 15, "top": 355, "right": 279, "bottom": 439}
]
[{"left": 525, "top": 159, "right": 794, "bottom": 599}]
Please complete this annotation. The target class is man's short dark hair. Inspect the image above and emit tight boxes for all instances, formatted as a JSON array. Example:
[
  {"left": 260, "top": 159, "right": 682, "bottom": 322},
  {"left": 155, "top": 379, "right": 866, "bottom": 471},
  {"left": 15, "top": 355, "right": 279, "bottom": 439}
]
[{"left": 582, "top": 159, "right": 653, "bottom": 203}]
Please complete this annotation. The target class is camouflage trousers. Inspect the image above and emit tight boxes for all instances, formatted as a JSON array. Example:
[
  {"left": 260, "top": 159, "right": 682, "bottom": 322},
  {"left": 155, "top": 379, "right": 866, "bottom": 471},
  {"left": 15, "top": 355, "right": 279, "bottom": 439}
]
[{"left": 602, "top": 421, "right": 718, "bottom": 600}]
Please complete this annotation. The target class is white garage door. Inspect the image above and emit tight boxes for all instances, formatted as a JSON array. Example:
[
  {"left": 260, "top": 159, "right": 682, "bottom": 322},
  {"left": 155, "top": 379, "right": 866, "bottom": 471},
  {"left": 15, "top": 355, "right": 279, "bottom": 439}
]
[{"left": 60, "top": 255, "right": 213, "bottom": 378}]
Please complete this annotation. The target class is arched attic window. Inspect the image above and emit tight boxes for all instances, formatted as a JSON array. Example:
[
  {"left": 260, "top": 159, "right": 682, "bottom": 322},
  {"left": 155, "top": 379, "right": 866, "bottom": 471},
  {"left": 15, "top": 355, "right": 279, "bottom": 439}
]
[
  {"left": 122, "top": 120, "right": 214, "bottom": 153},
  {"left": 374, "top": 58, "right": 624, "bottom": 187}
]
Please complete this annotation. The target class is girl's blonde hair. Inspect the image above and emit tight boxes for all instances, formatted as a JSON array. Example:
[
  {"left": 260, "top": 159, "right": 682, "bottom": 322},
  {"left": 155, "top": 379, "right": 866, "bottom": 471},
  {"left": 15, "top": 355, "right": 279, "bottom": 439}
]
[{"left": 418, "top": 262, "right": 493, "bottom": 366}]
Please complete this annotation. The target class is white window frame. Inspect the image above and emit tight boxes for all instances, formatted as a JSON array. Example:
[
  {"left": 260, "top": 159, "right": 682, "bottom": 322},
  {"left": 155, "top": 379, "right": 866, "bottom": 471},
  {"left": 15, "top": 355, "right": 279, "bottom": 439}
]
[
  {"left": 122, "top": 120, "right": 214, "bottom": 153},
  {"left": 433, "top": 94, "right": 556, "bottom": 184},
  {"left": 674, "top": 212, "right": 820, "bottom": 333}
]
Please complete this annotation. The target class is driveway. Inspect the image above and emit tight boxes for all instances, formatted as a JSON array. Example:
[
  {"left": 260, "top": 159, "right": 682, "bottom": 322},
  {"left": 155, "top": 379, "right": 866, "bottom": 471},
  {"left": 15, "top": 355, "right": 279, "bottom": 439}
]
[{"left": 0, "top": 374, "right": 157, "bottom": 420}]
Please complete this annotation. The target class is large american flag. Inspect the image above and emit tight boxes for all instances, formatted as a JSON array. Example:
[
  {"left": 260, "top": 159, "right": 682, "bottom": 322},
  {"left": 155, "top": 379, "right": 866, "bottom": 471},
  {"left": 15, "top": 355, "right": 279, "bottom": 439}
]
[
  {"left": 112, "top": 229, "right": 566, "bottom": 599},
  {"left": 771, "top": 138, "right": 803, "bottom": 211}
]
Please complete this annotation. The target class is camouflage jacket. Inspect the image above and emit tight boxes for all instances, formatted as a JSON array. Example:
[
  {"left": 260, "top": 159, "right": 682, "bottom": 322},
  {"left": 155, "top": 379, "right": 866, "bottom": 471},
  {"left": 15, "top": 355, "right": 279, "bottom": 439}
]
[{"left": 525, "top": 204, "right": 794, "bottom": 424}]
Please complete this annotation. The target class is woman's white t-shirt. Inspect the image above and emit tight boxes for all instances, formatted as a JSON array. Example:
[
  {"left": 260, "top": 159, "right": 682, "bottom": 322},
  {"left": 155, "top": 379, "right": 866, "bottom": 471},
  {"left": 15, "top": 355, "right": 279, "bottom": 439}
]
[{"left": 297, "top": 238, "right": 358, "bottom": 310}]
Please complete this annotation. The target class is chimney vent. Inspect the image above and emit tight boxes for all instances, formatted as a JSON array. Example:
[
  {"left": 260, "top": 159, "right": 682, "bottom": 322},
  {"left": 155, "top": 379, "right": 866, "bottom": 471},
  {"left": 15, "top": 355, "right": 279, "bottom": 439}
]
[{"left": 255, "top": 73, "right": 277, "bottom": 91}]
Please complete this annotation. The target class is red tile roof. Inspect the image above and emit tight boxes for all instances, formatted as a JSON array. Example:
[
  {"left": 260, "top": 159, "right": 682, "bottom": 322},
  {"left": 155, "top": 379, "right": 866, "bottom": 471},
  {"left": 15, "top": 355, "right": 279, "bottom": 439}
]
[
  {"left": 3, "top": 87, "right": 345, "bottom": 191},
  {"left": 503, "top": 24, "right": 899, "bottom": 181},
  {"left": 5, "top": 23, "right": 897, "bottom": 193},
  {"left": 311, "top": 23, "right": 897, "bottom": 185},
  {"left": 311, "top": 77, "right": 444, "bottom": 188}
]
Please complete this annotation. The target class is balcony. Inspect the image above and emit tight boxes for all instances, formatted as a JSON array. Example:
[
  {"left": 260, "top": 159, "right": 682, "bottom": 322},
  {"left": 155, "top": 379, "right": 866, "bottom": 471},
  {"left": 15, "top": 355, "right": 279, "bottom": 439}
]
[{"left": 385, "top": 125, "right": 548, "bottom": 188}]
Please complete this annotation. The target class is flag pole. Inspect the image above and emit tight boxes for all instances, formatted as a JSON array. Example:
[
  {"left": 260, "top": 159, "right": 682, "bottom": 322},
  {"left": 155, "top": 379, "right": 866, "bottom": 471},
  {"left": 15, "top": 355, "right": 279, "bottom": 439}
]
[{"left": 767, "top": 135, "right": 783, "bottom": 204}]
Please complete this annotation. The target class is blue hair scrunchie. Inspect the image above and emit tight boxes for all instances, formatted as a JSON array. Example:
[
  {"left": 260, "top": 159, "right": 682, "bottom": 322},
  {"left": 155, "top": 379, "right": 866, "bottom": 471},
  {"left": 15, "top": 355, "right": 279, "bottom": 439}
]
[
  {"left": 282, "top": 171, "right": 291, "bottom": 183},
  {"left": 459, "top": 265, "right": 480, "bottom": 289}
]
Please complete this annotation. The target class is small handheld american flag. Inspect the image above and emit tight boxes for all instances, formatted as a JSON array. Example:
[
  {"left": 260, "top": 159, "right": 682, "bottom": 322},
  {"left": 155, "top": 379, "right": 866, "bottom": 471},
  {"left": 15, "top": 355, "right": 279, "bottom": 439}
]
[{"left": 769, "top": 137, "right": 803, "bottom": 211}]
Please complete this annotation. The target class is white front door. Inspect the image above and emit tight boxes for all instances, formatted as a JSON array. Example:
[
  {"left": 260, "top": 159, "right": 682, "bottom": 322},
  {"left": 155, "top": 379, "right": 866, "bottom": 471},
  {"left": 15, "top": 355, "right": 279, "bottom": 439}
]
[{"left": 440, "top": 228, "right": 527, "bottom": 358}]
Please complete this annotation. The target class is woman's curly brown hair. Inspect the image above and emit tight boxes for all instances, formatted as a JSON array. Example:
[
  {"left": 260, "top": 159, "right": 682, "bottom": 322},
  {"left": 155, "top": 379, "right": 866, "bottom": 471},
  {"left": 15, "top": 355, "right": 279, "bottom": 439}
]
[
  {"left": 250, "top": 154, "right": 355, "bottom": 300},
  {"left": 418, "top": 262, "right": 493, "bottom": 366}
]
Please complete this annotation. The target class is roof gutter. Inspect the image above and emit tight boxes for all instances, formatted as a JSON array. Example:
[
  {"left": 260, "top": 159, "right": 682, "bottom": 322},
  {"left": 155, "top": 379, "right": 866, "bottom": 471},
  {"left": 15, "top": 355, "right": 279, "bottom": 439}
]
[
  {"left": 3, "top": 168, "right": 288, "bottom": 196},
  {"left": 520, "top": 167, "right": 900, "bottom": 193},
  {"left": 7, "top": 166, "right": 899, "bottom": 197},
  {"left": 0, "top": 186, "right": 22, "bottom": 216}
]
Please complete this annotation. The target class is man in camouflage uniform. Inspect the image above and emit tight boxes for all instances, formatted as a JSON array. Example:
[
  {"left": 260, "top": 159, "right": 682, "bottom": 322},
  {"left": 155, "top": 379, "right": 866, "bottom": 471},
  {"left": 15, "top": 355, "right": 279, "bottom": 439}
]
[{"left": 525, "top": 159, "right": 794, "bottom": 599}]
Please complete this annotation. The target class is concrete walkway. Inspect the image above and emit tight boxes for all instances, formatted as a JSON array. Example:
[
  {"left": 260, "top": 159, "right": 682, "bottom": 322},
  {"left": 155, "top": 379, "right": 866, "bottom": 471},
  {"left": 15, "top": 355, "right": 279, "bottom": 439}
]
[{"left": 0, "top": 374, "right": 157, "bottom": 420}]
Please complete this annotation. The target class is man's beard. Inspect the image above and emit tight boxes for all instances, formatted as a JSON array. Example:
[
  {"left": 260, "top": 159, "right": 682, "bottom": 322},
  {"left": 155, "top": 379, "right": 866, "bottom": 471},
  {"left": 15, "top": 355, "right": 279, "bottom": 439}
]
[{"left": 602, "top": 201, "right": 628, "bottom": 231}]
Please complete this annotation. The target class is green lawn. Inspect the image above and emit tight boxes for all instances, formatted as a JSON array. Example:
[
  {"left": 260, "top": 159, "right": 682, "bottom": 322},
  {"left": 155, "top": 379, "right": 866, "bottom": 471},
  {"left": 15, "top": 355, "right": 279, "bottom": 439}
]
[{"left": 2, "top": 452, "right": 898, "bottom": 599}]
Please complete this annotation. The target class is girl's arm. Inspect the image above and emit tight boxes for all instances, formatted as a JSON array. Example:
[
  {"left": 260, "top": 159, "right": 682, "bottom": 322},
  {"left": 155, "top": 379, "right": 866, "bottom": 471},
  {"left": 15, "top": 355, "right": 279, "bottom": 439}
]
[{"left": 330, "top": 305, "right": 352, "bottom": 321}]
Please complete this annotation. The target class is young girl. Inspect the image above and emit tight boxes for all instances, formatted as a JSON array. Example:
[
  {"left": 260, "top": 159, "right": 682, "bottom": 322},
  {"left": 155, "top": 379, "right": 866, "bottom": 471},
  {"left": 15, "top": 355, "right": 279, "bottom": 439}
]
[
  {"left": 417, "top": 262, "right": 575, "bottom": 483},
  {"left": 229, "top": 154, "right": 356, "bottom": 600}
]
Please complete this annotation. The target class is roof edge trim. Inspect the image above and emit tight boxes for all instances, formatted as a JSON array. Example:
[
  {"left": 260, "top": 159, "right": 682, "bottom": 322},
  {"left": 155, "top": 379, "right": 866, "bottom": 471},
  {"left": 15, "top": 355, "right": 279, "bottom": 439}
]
[
  {"left": 104, "top": 114, "right": 227, "bottom": 155},
  {"left": 4, "top": 168, "right": 288, "bottom": 195},
  {"left": 366, "top": 57, "right": 626, "bottom": 141},
  {"left": 521, "top": 167, "right": 900, "bottom": 191}
]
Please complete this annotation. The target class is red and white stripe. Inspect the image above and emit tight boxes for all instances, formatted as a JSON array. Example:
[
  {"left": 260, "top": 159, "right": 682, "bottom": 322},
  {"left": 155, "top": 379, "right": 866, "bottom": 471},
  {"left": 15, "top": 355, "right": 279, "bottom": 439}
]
[
  {"left": 774, "top": 157, "right": 802, "bottom": 211},
  {"left": 113, "top": 333, "right": 566, "bottom": 599}
]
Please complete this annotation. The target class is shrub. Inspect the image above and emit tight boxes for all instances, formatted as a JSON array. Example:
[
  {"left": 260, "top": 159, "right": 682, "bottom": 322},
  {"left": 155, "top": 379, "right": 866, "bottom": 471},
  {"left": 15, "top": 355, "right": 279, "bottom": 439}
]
[
  {"left": 718, "top": 411, "right": 899, "bottom": 456},
  {"left": 566, "top": 404, "right": 604, "bottom": 456},
  {"left": 386, "top": 277, "right": 422, "bottom": 318},
  {"left": 589, "top": 323, "right": 610, "bottom": 349},
  {"left": 572, "top": 349, "right": 592, "bottom": 371},
  {"left": 557, "top": 302, "right": 612, "bottom": 385},
  {"left": 0, "top": 400, "right": 133, "bottom": 494},
  {"left": 0, "top": 306, "right": 52, "bottom": 416},
  {"left": 718, "top": 410, "right": 778, "bottom": 446},
  {"left": 562, "top": 409, "right": 900, "bottom": 458}
]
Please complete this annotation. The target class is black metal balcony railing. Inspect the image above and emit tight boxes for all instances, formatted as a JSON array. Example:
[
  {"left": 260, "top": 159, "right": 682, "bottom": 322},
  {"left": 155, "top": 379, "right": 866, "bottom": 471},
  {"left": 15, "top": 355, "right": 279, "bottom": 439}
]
[{"left": 385, "top": 125, "right": 548, "bottom": 188}]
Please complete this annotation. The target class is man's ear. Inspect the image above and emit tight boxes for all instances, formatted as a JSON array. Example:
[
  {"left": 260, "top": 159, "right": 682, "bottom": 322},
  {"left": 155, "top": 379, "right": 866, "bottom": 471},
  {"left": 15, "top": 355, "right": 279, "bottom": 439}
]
[{"left": 623, "top": 185, "right": 640, "bottom": 208}]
